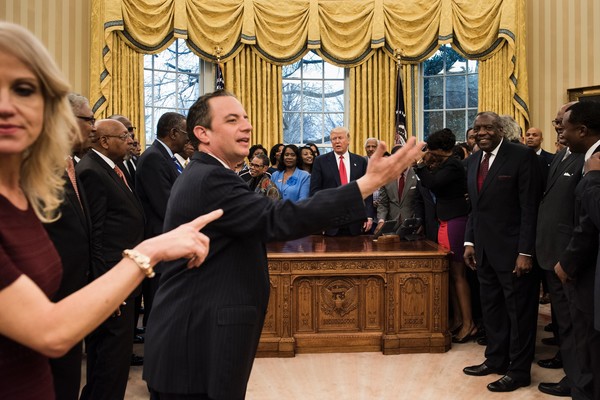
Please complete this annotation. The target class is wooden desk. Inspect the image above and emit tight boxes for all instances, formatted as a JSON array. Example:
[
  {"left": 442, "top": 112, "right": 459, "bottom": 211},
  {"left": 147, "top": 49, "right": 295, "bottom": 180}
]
[{"left": 258, "top": 235, "right": 451, "bottom": 357}]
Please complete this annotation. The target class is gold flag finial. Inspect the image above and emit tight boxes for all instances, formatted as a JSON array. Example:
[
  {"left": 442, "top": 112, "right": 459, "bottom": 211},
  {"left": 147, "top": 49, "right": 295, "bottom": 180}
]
[{"left": 214, "top": 45, "right": 223, "bottom": 63}]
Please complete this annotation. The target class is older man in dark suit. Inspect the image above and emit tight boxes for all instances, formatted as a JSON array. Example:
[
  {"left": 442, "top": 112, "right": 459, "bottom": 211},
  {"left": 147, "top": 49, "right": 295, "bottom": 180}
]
[
  {"left": 535, "top": 102, "right": 590, "bottom": 398},
  {"left": 462, "top": 111, "right": 542, "bottom": 392},
  {"left": 77, "top": 119, "right": 145, "bottom": 400},
  {"left": 310, "top": 127, "right": 374, "bottom": 235},
  {"left": 143, "top": 90, "right": 425, "bottom": 399},
  {"left": 43, "top": 93, "right": 96, "bottom": 400},
  {"left": 555, "top": 101, "right": 600, "bottom": 400}
]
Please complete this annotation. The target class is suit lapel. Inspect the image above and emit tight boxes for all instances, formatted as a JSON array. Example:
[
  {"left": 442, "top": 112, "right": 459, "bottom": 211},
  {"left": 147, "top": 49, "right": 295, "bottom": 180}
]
[
  {"left": 479, "top": 142, "right": 508, "bottom": 195},
  {"left": 155, "top": 141, "right": 180, "bottom": 177}
]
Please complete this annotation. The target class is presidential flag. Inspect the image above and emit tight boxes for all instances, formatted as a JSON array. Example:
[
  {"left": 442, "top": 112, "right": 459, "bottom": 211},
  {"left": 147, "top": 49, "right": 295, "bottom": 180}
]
[{"left": 394, "top": 64, "right": 407, "bottom": 146}]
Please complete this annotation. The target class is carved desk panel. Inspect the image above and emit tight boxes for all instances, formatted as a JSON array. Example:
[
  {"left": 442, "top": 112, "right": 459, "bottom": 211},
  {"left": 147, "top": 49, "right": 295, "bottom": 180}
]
[{"left": 258, "top": 235, "right": 450, "bottom": 357}]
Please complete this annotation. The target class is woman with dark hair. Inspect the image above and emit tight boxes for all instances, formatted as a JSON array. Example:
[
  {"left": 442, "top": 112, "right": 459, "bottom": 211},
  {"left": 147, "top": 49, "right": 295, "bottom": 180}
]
[
  {"left": 306, "top": 142, "right": 320, "bottom": 157},
  {"left": 415, "top": 128, "right": 475, "bottom": 343},
  {"left": 267, "top": 143, "right": 284, "bottom": 174},
  {"left": 299, "top": 146, "right": 315, "bottom": 174},
  {"left": 270, "top": 144, "right": 310, "bottom": 202}
]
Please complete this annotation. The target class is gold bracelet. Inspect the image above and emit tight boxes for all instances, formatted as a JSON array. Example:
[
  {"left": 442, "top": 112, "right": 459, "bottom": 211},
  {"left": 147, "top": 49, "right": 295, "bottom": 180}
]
[{"left": 122, "top": 249, "right": 155, "bottom": 278}]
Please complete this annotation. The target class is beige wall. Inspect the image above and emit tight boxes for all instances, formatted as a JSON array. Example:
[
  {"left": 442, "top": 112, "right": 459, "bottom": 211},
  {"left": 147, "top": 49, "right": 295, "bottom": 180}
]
[
  {"left": 527, "top": 0, "right": 600, "bottom": 151},
  {"left": 0, "top": 0, "right": 91, "bottom": 96}
]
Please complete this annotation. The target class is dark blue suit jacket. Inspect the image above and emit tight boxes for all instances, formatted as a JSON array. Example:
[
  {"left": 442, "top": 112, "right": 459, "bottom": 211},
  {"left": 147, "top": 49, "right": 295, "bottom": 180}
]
[
  {"left": 309, "top": 151, "right": 374, "bottom": 235},
  {"left": 144, "top": 151, "right": 368, "bottom": 397},
  {"left": 135, "top": 140, "right": 180, "bottom": 238}
]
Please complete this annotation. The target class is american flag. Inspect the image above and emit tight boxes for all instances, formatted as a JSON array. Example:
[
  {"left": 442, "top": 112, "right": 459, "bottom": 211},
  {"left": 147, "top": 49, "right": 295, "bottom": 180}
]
[
  {"left": 394, "top": 64, "right": 407, "bottom": 146},
  {"left": 215, "top": 62, "right": 225, "bottom": 90}
]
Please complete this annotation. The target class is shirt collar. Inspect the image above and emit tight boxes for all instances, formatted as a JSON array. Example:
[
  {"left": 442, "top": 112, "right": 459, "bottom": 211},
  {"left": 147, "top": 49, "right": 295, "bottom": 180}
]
[
  {"left": 91, "top": 148, "right": 117, "bottom": 169},
  {"left": 156, "top": 138, "right": 175, "bottom": 158}
]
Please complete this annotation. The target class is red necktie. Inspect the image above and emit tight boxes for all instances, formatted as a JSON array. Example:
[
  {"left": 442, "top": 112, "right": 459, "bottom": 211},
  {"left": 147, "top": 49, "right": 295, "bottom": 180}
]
[
  {"left": 397, "top": 173, "right": 405, "bottom": 201},
  {"left": 339, "top": 155, "right": 348, "bottom": 185},
  {"left": 114, "top": 165, "right": 132, "bottom": 191},
  {"left": 66, "top": 157, "right": 83, "bottom": 209},
  {"left": 477, "top": 152, "right": 490, "bottom": 192}
]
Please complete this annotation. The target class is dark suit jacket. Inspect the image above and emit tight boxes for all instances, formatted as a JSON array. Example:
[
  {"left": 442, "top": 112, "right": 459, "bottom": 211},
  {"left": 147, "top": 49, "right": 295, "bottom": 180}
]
[
  {"left": 135, "top": 140, "right": 180, "bottom": 238},
  {"left": 560, "top": 155, "right": 600, "bottom": 315},
  {"left": 309, "top": 151, "right": 374, "bottom": 235},
  {"left": 44, "top": 170, "right": 93, "bottom": 300},
  {"left": 465, "top": 140, "right": 542, "bottom": 270},
  {"left": 539, "top": 149, "right": 555, "bottom": 168},
  {"left": 144, "top": 151, "right": 368, "bottom": 398},
  {"left": 536, "top": 148, "right": 584, "bottom": 270},
  {"left": 415, "top": 156, "right": 470, "bottom": 221},
  {"left": 76, "top": 151, "right": 145, "bottom": 291}
]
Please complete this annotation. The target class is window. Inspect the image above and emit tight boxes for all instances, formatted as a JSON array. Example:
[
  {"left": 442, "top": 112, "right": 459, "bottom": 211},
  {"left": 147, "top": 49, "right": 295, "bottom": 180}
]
[
  {"left": 144, "top": 39, "right": 202, "bottom": 146},
  {"left": 422, "top": 45, "right": 478, "bottom": 142},
  {"left": 282, "top": 52, "right": 345, "bottom": 153}
]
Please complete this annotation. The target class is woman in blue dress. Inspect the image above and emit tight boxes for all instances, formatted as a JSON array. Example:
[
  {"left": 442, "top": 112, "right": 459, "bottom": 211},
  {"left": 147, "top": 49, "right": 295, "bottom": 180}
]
[{"left": 271, "top": 144, "right": 311, "bottom": 202}]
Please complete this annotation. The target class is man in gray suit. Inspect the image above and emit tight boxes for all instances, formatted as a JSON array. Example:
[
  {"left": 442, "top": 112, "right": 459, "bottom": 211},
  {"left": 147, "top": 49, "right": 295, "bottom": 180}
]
[
  {"left": 535, "top": 102, "right": 590, "bottom": 398},
  {"left": 376, "top": 145, "right": 419, "bottom": 230}
]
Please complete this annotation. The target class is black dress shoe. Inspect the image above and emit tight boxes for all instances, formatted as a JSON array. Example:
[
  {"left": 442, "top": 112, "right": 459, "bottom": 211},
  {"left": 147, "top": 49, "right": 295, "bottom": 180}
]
[
  {"left": 538, "top": 382, "right": 571, "bottom": 397},
  {"left": 537, "top": 356, "right": 563, "bottom": 369},
  {"left": 463, "top": 363, "right": 507, "bottom": 376},
  {"left": 541, "top": 336, "right": 558, "bottom": 346},
  {"left": 476, "top": 336, "right": 487, "bottom": 346},
  {"left": 135, "top": 327, "right": 146, "bottom": 334},
  {"left": 487, "top": 375, "right": 530, "bottom": 392},
  {"left": 133, "top": 334, "right": 144, "bottom": 344},
  {"left": 130, "top": 354, "right": 144, "bottom": 366}
]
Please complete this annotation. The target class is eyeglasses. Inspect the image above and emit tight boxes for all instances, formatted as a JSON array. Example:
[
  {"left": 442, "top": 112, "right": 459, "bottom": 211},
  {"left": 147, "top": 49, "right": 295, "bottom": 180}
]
[
  {"left": 77, "top": 115, "right": 96, "bottom": 126},
  {"left": 249, "top": 162, "right": 266, "bottom": 169},
  {"left": 127, "top": 126, "right": 136, "bottom": 133},
  {"left": 102, "top": 134, "right": 130, "bottom": 141},
  {"left": 174, "top": 128, "right": 187, "bottom": 135},
  {"left": 551, "top": 119, "right": 562, "bottom": 127}
]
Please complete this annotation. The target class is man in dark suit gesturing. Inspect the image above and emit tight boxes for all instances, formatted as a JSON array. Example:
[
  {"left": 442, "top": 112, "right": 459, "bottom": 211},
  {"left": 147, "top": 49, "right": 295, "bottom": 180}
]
[
  {"left": 462, "top": 112, "right": 542, "bottom": 392},
  {"left": 310, "top": 127, "right": 374, "bottom": 235},
  {"left": 77, "top": 119, "right": 145, "bottom": 400},
  {"left": 143, "top": 90, "right": 425, "bottom": 399}
]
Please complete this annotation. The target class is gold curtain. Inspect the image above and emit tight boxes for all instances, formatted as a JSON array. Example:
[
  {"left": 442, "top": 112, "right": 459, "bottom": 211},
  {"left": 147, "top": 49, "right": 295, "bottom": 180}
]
[
  {"left": 90, "top": 0, "right": 530, "bottom": 144},
  {"left": 223, "top": 46, "right": 283, "bottom": 151}
]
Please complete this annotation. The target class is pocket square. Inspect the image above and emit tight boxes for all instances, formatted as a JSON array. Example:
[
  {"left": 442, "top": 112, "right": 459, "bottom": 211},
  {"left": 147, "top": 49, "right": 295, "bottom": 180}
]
[{"left": 563, "top": 172, "right": 572, "bottom": 176}]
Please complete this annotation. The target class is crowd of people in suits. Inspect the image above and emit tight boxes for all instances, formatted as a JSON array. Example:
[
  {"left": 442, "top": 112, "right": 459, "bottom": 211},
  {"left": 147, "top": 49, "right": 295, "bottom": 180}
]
[{"left": 2, "top": 19, "right": 600, "bottom": 400}]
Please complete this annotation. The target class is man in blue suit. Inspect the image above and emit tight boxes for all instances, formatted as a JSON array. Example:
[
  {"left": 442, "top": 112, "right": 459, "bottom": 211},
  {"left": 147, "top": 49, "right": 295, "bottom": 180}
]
[{"left": 310, "top": 127, "right": 375, "bottom": 235}]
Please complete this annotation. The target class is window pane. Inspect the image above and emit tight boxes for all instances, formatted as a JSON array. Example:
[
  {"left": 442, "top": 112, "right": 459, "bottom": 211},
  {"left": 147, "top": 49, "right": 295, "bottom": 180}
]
[
  {"left": 178, "top": 73, "right": 200, "bottom": 109},
  {"left": 423, "top": 49, "right": 444, "bottom": 76},
  {"left": 446, "top": 52, "right": 466, "bottom": 74},
  {"left": 324, "top": 81, "right": 344, "bottom": 112},
  {"left": 423, "top": 110, "right": 444, "bottom": 139},
  {"left": 468, "top": 74, "right": 478, "bottom": 108},
  {"left": 283, "top": 61, "right": 302, "bottom": 79},
  {"left": 302, "top": 80, "right": 323, "bottom": 112},
  {"left": 446, "top": 110, "right": 467, "bottom": 141},
  {"left": 144, "top": 39, "right": 202, "bottom": 144},
  {"left": 468, "top": 109, "right": 478, "bottom": 129},
  {"left": 446, "top": 75, "right": 466, "bottom": 109},
  {"left": 302, "top": 57, "right": 323, "bottom": 79},
  {"left": 424, "top": 76, "right": 443, "bottom": 109},
  {"left": 467, "top": 60, "right": 478, "bottom": 73},
  {"left": 281, "top": 53, "right": 344, "bottom": 146}
]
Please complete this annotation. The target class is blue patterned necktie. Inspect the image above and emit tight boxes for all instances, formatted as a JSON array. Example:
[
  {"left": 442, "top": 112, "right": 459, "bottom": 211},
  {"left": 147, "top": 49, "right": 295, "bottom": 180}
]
[{"left": 172, "top": 156, "right": 183, "bottom": 174}]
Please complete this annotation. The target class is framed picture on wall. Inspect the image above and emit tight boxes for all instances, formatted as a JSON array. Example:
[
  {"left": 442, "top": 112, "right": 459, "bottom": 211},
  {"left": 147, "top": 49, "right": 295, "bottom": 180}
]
[{"left": 567, "top": 85, "right": 600, "bottom": 102}]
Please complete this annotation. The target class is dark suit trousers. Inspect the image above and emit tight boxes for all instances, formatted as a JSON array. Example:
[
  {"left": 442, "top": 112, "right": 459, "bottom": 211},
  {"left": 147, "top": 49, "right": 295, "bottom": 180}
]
[
  {"left": 477, "top": 255, "right": 538, "bottom": 380},
  {"left": 81, "top": 301, "right": 135, "bottom": 400},
  {"left": 49, "top": 341, "right": 82, "bottom": 400},
  {"left": 546, "top": 270, "right": 593, "bottom": 399}
]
